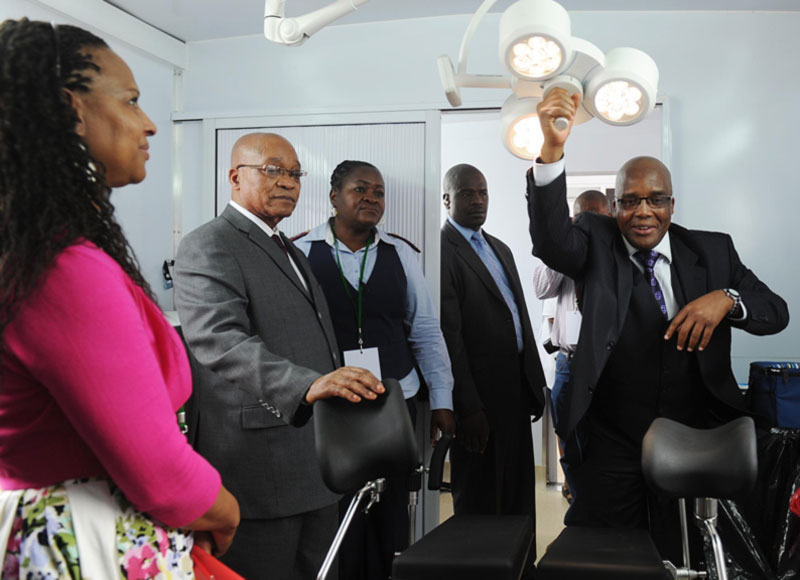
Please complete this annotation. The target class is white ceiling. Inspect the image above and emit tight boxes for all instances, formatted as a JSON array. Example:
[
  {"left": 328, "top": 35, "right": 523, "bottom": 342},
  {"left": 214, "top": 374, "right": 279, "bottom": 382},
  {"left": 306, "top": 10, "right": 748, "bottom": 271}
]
[{"left": 104, "top": 0, "right": 800, "bottom": 43}]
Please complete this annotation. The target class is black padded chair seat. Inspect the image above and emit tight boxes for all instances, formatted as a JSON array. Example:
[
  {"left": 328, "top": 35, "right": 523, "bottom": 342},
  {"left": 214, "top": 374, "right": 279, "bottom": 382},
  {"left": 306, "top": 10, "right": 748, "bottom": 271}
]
[
  {"left": 537, "top": 526, "right": 669, "bottom": 579},
  {"left": 392, "top": 515, "right": 533, "bottom": 580},
  {"left": 641, "top": 416, "right": 757, "bottom": 499}
]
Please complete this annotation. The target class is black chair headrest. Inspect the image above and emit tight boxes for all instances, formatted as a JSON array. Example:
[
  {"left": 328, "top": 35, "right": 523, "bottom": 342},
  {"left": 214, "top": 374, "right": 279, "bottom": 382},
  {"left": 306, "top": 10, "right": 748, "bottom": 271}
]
[
  {"left": 641, "top": 416, "right": 757, "bottom": 500},
  {"left": 314, "top": 378, "right": 420, "bottom": 494}
]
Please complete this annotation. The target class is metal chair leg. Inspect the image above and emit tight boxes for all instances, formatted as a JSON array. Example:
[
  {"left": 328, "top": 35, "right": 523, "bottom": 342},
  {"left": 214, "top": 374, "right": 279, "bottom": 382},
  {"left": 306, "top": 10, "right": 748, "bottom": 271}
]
[
  {"left": 694, "top": 498, "right": 726, "bottom": 580},
  {"left": 317, "top": 478, "right": 386, "bottom": 580}
]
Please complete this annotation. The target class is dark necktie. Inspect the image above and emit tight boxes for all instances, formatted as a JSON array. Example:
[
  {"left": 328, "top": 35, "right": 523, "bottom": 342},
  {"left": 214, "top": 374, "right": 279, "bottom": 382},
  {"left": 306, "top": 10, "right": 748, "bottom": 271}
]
[
  {"left": 271, "top": 233, "right": 289, "bottom": 257},
  {"left": 634, "top": 250, "right": 668, "bottom": 319}
]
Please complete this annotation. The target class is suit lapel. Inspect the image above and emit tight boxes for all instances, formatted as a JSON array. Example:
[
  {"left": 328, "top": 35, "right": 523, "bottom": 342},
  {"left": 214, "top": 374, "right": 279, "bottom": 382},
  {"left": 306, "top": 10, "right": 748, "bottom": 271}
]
[
  {"left": 485, "top": 232, "right": 524, "bottom": 305},
  {"left": 222, "top": 206, "right": 312, "bottom": 301},
  {"left": 669, "top": 229, "right": 706, "bottom": 303},
  {"left": 613, "top": 234, "right": 634, "bottom": 331},
  {"left": 444, "top": 222, "right": 506, "bottom": 305}
]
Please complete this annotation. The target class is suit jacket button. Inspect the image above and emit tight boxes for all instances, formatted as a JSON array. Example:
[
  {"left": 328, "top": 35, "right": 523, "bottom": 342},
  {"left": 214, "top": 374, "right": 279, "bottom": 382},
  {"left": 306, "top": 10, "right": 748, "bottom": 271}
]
[
  {"left": 588, "top": 385, "right": 594, "bottom": 395},
  {"left": 317, "top": 312, "right": 322, "bottom": 319},
  {"left": 606, "top": 341, "right": 615, "bottom": 351}
]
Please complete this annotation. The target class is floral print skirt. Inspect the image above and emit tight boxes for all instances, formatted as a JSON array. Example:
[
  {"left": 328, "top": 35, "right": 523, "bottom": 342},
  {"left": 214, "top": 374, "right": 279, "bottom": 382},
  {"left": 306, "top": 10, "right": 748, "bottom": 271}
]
[{"left": 1, "top": 479, "right": 195, "bottom": 579}]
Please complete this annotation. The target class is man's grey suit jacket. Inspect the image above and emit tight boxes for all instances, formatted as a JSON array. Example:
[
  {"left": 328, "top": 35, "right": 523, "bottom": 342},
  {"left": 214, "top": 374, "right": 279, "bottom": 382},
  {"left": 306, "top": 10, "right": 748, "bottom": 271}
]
[{"left": 174, "top": 205, "right": 340, "bottom": 519}]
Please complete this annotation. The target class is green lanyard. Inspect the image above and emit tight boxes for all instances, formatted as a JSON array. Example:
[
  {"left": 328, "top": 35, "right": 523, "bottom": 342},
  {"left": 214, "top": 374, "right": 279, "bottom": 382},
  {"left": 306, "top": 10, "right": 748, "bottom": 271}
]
[
  {"left": 331, "top": 224, "right": 373, "bottom": 353},
  {"left": 177, "top": 405, "right": 187, "bottom": 435}
]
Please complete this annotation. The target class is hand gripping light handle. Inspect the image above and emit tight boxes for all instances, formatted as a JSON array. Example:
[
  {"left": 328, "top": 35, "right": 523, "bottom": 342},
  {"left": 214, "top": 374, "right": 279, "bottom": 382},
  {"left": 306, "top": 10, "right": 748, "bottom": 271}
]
[{"left": 543, "top": 75, "right": 584, "bottom": 133}]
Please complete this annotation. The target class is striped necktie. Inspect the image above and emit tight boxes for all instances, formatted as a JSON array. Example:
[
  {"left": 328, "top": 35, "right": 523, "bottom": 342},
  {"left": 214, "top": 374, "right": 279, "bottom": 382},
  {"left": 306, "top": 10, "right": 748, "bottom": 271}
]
[{"left": 634, "top": 249, "right": 668, "bottom": 319}]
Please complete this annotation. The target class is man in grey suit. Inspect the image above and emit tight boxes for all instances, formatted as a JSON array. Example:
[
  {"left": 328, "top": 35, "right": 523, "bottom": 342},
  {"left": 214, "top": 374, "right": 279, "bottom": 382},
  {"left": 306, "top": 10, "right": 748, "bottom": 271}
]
[{"left": 174, "top": 132, "right": 383, "bottom": 580}]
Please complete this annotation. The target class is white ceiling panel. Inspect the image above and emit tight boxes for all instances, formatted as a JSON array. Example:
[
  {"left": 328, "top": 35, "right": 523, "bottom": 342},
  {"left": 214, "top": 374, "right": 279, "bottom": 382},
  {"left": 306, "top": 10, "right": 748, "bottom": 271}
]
[{"left": 103, "top": 0, "right": 800, "bottom": 43}]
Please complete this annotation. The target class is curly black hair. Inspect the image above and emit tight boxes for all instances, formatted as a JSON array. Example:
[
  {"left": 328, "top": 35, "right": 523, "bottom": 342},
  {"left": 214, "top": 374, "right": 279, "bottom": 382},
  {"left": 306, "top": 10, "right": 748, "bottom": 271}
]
[
  {"left": 0, "top": 18, "right": 153, "bottom": 341},
  {"left": 329, "top": 160, "right": 379, "bottom": 191}
]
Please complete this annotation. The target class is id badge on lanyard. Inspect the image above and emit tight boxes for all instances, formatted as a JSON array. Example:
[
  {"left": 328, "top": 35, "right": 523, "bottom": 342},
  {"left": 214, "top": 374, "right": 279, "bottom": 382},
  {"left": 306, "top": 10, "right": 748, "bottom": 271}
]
[
  {"left": 333, "top": 225, "right": 382, "bottom": 378},
  {"left": 344, "top": 347, "right": 382, "bottom": 379}
]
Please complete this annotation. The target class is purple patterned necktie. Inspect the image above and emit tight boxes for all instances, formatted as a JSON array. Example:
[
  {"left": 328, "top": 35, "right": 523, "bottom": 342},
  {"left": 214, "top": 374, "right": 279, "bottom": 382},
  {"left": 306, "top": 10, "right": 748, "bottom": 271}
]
[{"left": 634, "top": 250, "right": 668, "bottom": 319}]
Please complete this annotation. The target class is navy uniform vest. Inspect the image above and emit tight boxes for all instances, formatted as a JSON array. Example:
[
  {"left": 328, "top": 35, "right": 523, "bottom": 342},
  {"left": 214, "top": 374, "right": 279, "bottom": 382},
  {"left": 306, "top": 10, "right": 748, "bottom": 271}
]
[
  {"left": 587, "top": 260, "right": 710, "bottom": 447},
  {"left": 307, "top": 238, "right": 415, "bottom": 382}
]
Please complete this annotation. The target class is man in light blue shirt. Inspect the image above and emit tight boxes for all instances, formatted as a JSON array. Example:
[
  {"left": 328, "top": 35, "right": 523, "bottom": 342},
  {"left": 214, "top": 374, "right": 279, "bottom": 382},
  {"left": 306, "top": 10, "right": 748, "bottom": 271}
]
[{"left": 440, "top": 163, "right": 546, "bottom": 578}]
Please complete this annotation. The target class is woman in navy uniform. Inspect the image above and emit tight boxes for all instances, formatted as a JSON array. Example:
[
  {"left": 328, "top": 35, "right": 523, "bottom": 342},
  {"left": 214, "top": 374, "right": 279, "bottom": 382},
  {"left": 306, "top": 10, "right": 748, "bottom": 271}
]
[{"left": 294, "top": 160, "right": 454, "bottom": 580}]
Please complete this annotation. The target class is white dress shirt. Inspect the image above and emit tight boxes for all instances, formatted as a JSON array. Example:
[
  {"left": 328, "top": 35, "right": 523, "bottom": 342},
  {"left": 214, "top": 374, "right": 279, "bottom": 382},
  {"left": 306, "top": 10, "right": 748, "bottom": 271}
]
[
  {"left": 533, "top": 264, "right": 580, "bottom": 350},
  {"left": 228, "top": 200, "right": 308, "bottom": 292}
]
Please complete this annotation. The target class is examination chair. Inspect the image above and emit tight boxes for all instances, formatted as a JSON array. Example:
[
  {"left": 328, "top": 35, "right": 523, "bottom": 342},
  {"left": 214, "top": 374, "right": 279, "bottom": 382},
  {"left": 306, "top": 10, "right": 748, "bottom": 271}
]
[
  {"left": 314, "top": 378, "right": 534, "bottom": 580},
  {"left": 537, "top": 416, "right": 758, "bottom": 580}
]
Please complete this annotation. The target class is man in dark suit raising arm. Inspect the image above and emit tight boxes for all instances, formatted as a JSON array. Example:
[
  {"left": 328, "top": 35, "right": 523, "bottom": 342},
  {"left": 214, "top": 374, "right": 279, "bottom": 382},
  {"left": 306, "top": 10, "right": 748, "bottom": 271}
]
[
  {"left": 527, "top": 89, "right": 789, "bottom": 560},
  {"left": 440, "top": 164, "right": 546, "bottom": 576},
  {"left": 174, "top": 133, "right": 383, "bottom": 580}
]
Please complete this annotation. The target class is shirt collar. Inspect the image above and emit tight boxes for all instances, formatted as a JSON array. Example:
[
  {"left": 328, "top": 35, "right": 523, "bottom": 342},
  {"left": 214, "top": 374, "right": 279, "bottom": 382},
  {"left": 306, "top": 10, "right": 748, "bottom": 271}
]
[
  {"left": 447, "top": 216, "right": 482, "bottom": 243},
  {"left": 621, "top": 230, "right": 672, "bottom": 264},
  {"left": 319, "top": 219, "right": 384, "bottom": 252},
  {"left": 229, "top": 200, "right": 280, "bottom": 238}
]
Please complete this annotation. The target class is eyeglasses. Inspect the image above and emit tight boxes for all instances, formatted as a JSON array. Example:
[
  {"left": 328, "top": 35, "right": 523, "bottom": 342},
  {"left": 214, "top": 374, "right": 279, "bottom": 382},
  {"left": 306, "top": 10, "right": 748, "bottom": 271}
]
[
  {"left": 616, "top": 194, "right": 672, "bottom": 211},
  {"left": 236, "top": 164, "right": 307, "bottom": 182}
]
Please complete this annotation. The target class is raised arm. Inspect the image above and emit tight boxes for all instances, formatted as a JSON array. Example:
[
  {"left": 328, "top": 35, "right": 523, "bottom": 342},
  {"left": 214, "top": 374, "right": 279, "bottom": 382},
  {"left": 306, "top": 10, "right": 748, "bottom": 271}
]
[{"left": 527, "top": 88, "right": 590, "bottom": 280}]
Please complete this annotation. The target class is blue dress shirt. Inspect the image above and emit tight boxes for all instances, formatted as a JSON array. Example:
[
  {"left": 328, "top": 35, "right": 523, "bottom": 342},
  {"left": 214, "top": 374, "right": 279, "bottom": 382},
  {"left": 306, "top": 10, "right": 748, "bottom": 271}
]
[{"left": 446, "top": 217, "right": 524, "bottom": 352}]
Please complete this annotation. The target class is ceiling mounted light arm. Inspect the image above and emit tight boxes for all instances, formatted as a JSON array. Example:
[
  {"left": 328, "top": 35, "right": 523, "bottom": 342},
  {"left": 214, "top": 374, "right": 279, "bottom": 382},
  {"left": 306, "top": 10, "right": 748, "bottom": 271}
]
[
  {"left": 437, "top": 0, "right": 512, "bottom": 107},
  {"left": 264, "top": 0, "right": 370, "bottom": 46},
  {"left": 456, "top": 0, "right": 499, "bottom": 76}
]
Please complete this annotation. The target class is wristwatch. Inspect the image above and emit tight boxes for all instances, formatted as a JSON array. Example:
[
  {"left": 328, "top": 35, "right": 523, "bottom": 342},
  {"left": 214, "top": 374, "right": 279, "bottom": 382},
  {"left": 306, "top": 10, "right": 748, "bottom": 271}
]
[{"left": 722, "top": 288, "right": 743, "bottom": 318}]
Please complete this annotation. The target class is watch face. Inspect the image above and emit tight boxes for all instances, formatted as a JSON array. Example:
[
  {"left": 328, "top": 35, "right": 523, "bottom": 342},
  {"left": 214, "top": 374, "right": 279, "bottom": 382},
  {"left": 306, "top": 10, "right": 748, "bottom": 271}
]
[{"left": 728, "top": 288, "right": 740, "bottom": 298}]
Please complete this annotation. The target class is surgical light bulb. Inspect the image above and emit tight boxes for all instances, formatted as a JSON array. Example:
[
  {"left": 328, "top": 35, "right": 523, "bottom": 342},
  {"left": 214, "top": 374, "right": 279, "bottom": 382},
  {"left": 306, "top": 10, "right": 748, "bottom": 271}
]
[
  {"left": 594, "top": 80, "right": 644, "bottom": 123},
  {"left": 509, "top": 35, "right": 562, "bottom": 79},
  {"left": 510, "top": 115, "right": 543, "bottom": 158}
]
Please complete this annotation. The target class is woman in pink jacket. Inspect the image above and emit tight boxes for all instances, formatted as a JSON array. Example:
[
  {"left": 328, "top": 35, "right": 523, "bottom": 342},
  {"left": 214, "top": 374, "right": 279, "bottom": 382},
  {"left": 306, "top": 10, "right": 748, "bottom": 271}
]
[{"left": 0, "top": 18, "right": 239, "bottom": 578}]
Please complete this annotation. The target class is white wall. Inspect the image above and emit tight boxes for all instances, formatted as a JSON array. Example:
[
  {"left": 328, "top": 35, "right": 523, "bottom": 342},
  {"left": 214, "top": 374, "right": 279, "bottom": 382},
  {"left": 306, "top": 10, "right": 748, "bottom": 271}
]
[
  {"left": 2, "top": 0, "right": 179, "bottom": 308},
  {"left": 7, "top": 5, "right": 797, "bottom": 373},
  {"left": 182, "top": 11, "right": 800, "bottom": 379}
]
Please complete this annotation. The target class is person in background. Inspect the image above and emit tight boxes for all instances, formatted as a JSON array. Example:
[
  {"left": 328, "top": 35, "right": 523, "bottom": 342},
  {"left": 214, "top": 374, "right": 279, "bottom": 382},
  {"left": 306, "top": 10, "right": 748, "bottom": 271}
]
[
  {"left": 174, "top": 134, "right": 384, "bottom": 580},
  {"left": 440, "top": 163, "right": 546, "bottom": 579},
  {"left": 533, "top": 189, "right": 613, "bottom": 504},
  {"left": 0, "top": 18, "right": 239, "bottom": 578},
  {"left": 294, "top": 160, "right": 455, "bottom": 580}
]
